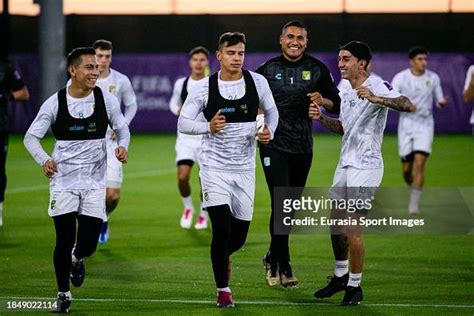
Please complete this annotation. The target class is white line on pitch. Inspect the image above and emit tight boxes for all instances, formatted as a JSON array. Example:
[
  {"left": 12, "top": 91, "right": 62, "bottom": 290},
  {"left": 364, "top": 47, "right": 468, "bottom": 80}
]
[
  {"left": 6, "top": 168, "right": 176, "bottom": 194},
  {"left": 0, "top": 296, "right": 472, "bottom": 309}
]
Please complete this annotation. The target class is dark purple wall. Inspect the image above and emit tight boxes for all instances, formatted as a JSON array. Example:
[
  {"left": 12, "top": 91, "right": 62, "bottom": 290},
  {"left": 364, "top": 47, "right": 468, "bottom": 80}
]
[{"left": 10, "top": 52, "right": 474, "bottom": 134}]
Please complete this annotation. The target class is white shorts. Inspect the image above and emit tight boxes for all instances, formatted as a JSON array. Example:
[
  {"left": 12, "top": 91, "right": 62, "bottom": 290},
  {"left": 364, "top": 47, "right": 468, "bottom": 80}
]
[
  {"left": 200, "top": 169, "right": 255, "bottom": 221},
  {"left": 49, "top": 189, "right": 106, "bottom": 221},
  {"left": 398, "top": 126, "right": 434, "bottom": 158},
  {"left": 329, "top": 166, "right": 383, "bottom": 200},
  {"left": 106, "top": 137, "right": 123, "bottom": 188},
  {"left": 175, "top": 132, "right": 202, "bottom": 165}
]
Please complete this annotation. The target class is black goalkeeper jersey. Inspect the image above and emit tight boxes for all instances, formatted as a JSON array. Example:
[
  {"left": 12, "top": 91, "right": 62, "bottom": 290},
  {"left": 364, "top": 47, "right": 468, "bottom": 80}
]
[{"left": 256, "top": 54, "right": 340, "bottom": 154}]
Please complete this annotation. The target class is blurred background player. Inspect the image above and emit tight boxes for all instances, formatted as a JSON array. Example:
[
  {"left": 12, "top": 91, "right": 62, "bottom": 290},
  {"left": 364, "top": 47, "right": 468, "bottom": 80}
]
[
  {"left": 178, "top": 32, "right": 278, "bottom": 308},
  {"left": 0, "top": 57, "right": 29, "bottom": 227},
  {"left": 256, "top": 21, "right": 340, "bottom": 287},
  {"left": 169, "top": 46, "right": 210, "bottom": 229},
  {"left": 311, "top": 41, "right": 415, "bottom": 306},
  {"left": 462, "top": 64, "right": 474, "bottom": 134},
  {"left": 92, "top": 39, "right": 138, "bottom": 243},
  {"left": 391, "top": 47, "right": 447, "bottom": 215},
  {"left": 23, "top": 47, "right": 130, "bottom": 312}
]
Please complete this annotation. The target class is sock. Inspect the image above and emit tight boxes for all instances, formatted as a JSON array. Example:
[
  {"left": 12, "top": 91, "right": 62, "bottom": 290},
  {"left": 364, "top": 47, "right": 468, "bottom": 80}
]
[
  {"left": 334, "top": 260, "right": 349, "bottom": 277},
  {"left": 217, "top": 287, "right": 231, "bottom": 293},
  {"left": 182, "top": 196, "right": 194, "bottom": 211},
  {"left": 58, "top": 291, "right": 72, "bottom": 299},
  {"left": 409, "top": 187, "right": 422, "bottom": 212},
  {"left": 348, "top": 273, "right": 362, "bottom": 287},
  {"left": 199, "top": 208, "right": 208, "bottom": 218},
  {"left": 0, "top": 202, "right": 3, "bottom": 226}
]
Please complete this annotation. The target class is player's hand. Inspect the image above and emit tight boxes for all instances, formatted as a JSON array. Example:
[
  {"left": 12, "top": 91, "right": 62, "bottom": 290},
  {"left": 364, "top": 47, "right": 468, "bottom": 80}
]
[
  {"left": 309, "top": 102, "right": 322, "bottom": 120},
  {"left": 257, "top": 124, "right": 271, "bottom": 144},
  {"left": 43, "top": 159, "right": 57, "bottom": 178},
  {"left": 110, "top": 132, "right": 117, "bottom": 141},
  {"left": 356, "top": 86, "right": 378, "bottom": 103},
  {"left": 210, "top": 110, "right": 226, "bottom": 133},
  {"left": 438, "top": 96, "right": 448, "bottom": 107},
  {"left": 115, "top": 146, "right": 128, "bottom": 164},
  {"left": 307, "top": 92, "right": 324, "bottom": 106}
]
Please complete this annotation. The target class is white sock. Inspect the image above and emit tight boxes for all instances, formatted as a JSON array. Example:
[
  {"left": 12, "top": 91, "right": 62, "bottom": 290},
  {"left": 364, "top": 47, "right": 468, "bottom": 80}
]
[
  {"left": 217, "top": 287, "right": 231, "bottom": 293},
  {"left": 182, "top": 196, "right": 194, "bottom": 211},
  {"left": 58, "top": 291, "right": 72, "bottom": 299},
  {"left": 409, "top": 187, "right": 422, "bottom": 212},
  {"left": 71, "top": 247, "right": 80, "bottom": 263},
  {"left": 334, "top": 260, "right": 349, "bottom": 277},
  {"left": 0, "top": 202, "right": 3, "bottom": 226},
  {"left": 348, "top": 273, "right": 362, "bottom": 287}
]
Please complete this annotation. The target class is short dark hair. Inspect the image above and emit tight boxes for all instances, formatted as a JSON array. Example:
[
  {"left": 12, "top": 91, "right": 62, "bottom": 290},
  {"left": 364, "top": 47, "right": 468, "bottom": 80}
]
[
  {"left": 408, "top": 46, "right": 428, "bottom": 59},
  {"left": 67, "top": 47, "right": 96, "bottom": 67},
  {"left": 189, "top": 46, "right": 209, "bottom": 58},
  {"left": 218, "top": 32, "right": 246, "bottom": 50},
  {"left": 340, "top": 41, "right": 372, "bottom": 70},
  {"left": 92, "top": 39, "right": 113, "bottom": 51},
  {"left": 281, "top": 20, "right": 307, "bottom": 35}
]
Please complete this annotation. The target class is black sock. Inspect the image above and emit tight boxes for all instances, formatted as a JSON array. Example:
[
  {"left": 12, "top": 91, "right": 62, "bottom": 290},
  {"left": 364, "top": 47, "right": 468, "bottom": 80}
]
[{"left": 53, "top": 212, "right": 77, "bottom": 292}]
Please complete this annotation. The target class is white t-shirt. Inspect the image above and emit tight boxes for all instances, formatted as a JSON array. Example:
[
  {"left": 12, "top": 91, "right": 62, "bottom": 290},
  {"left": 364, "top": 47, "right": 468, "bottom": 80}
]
[
  {"left": 178, "top": 71, "right": 279, "bottom": 173},
  {"left": 392, "top": 69, "right": 444, "bottom": 130},
  {"left": 339, "top": 75, "right": 401, "bottom": 170},
  {"left": 337, "top": 72, "right": 382, "bottom": 92},
  {"left": 26, "top": 88, "right": 128, "bottom": 190},
  {"left": 463, "top": 65, "right": 474, "bottom": 124},
  {"left": 169, "top": 76, "right": 205, "bottom": 143}
]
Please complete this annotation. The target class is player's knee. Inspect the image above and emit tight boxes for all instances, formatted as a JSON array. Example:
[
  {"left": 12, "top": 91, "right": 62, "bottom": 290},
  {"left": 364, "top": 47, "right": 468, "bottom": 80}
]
[
  {"left": 178, "top": 172, "right": 190, "bottom": 184},
  {"left": 107, "top": 191, "right": 120, "bottom": 205},
  {"left": 82, "top": 244, "right": 98, "bottom": 258}
]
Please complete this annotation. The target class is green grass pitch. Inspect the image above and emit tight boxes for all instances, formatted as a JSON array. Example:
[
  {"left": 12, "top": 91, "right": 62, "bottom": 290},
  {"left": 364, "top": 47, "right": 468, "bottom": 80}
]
[{"left": 0, "top": 133, "right": 473, "bottom": 315}]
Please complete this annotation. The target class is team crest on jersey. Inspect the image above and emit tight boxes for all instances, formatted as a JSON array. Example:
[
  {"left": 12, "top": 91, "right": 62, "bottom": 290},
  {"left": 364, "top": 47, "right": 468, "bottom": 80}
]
[
  {"left": 425, "top": 80, "right": 431, "bottom": 87},
  {"left": 263, "top": 157, "right": 271, "bottom": 167},
  {"left": 204, "top": 192, "right": 209, "bottom": 201},
  {"left": 88, "top": 122, "right": 97, "bottom": 132},
  {"left": 240, "top": 104, "right": 248, "bottom": 114},
  {"left": 108, "top": 85, "right": 116, "bottom": 93},
  {"left": 302, "top": 70, "right": 311, "bottom": 81}
]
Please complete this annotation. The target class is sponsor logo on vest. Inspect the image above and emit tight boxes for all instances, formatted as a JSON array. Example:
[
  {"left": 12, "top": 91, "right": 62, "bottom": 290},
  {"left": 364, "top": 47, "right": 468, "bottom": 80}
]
[
  {"left": 240, "top": 104, "right": 248, "bottom": 114},
  {"left": 275, "top": 73, "right": 282, "bottom": 80},
  {"left": 88, "top": 122, "right": 97, "bottom": 132},
  {"left": 302, "top": 70, "right": 311, "bottom": 81},
  {"left": 220, "top": 107, "right": 235, "bottom": 113},
  {"left": 69, "top": 125, "right": 85, "bottom": 132},
  {"left": 349, "top": 100, "right": 356, "bottom": 107}
]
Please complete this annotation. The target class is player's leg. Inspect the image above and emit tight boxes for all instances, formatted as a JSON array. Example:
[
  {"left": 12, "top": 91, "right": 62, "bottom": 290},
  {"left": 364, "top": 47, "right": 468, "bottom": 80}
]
[
  {"left": 101, "top": 138, "right": 123, "bottom": 243},
  {"left": 401, "top": 154, "right": 414, "bottom": 186},
  {"left": 315, "top": 166, "right": 350, "bottom": 299},
  {"left": 399, "top": 129, "right": 414, "bottom": 185},
  {"left": 49, "top": 190, "right": 80, "bottom": 313},
  {"left": 259, "top": 146, "right": 290, "bottom": 286},
  {"left": 177, "top": 160, "right": 195, "bottom": 228},
  {"left": 71, "top": 189, "right": 105, "bottom": 288},
  {"left": 408, "top": 128, "right": 433, "bottom": 215},
  {"left": 341, "top": 167, "right": 383, "bottom": 306}
]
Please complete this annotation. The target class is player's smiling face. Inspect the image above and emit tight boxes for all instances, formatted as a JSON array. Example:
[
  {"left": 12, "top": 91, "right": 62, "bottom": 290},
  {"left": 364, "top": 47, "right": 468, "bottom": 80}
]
[
  {"left": 189, "top": 52, "right": 209, "bottom": 77},
  {"left": 338, "top": 50, "right": 365, "bottom": 80},
  {"left": 216, "top": 42, "right": 245, "bottom": 75},
  {"left": 69, "top": 54, "right": 100, "bottom": 90},
  {"left": 280, "top": 26, "right": 308, "bottom": 62},
  {"left": 95, "top": 48, "right": 112, "bottom": 73}
]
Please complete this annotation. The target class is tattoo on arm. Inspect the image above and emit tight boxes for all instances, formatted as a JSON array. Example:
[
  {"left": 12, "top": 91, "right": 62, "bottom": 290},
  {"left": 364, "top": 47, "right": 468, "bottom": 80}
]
[
  {"left": 379, "top": 96, "right": 413, "bottom": 112},
  {"left": 320, "top": 115, "right": 344, "bottom": 135}
]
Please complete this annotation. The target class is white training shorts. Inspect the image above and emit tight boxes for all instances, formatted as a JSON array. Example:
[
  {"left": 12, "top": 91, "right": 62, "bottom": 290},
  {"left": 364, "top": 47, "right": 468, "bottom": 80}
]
[
  {"left": 329, "top": 165, "right": 383, "bottom": 200},
  {"left": 106, "top": 137, "right": 123, "bottom": 189},
  {"left": 49, "top": 188, "right": 106, "bottom": 221},
  {"left": 175, "top": 132, "right": 202, "bottom": 165},
  {"left": 200, "top": 169, "right": 255, "bottom": 221}
]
